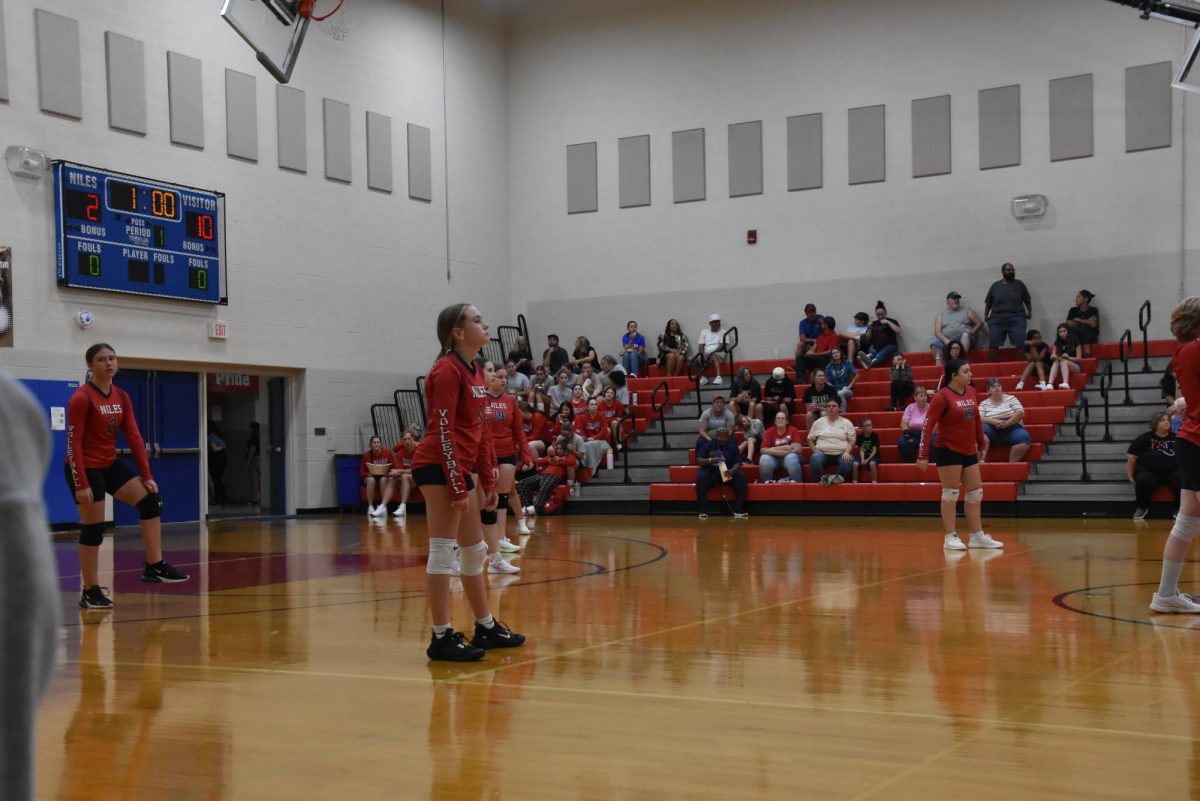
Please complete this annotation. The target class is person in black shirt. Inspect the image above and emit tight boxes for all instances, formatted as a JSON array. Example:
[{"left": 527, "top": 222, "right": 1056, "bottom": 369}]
[
  {"left": 802, "top": 370, "right": 837, "bottom": 428},
  {"left": 1128, "top": 411, "right": 1181, "bottom": 520},
  {"left": 1064, "top": 290, "right": 1099, "bottom": 356},
  {"left": 542, "top": 334, "right": 571, "bottom": 375},
  {"left": 694, "top": 427, "right": 747, "bottom": 519},
  {"left": 1016, "top": 329, "right": 1051, "bottom": 390},
  {"left": 506, "top": 335, "right": 534, "bottom": 376},
  {"left": 760, "top": 367, "right": 795, "bottom": 423},
  {"left": 856, "top": 301, "right": 902, "bottom": 368},
  {"left": 854, "top": 418, "right": 881, "bottom": 483},
  {"left": 984, "top": 262, "right": 1033, "bottom": 359},
  {"left": 731, "top": 366, "right": 762, "bottom": 421}
]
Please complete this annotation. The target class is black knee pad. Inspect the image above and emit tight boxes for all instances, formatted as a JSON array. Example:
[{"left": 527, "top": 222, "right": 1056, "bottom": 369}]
[
  {"left": 79, "top": 522, "right": 106, "bottom": 546},
  {"left": 497, "top": 493, "right": 510, "bottom": 508},
  {"left": 136, "top": 492, "right": 163, "bottom": 520},
  {"left": 480, "top": 508, "right": 498, "bottom": 525}
]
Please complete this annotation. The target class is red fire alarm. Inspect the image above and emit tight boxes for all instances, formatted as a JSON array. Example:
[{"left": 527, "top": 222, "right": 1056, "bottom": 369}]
[{"left": 747, "top": 229, "right": 758, "bottom": 245}]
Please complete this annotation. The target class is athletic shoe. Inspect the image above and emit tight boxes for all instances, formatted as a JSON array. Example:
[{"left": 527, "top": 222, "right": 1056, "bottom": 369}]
[
  {"left": 1014, "top": 381, "right": 1024, "bottom": 390},
  {"left": 488, "top": 554, "right": 521, "bottom": 574},
  {"left": 1058, "top": 382, "right": 1071, "bottom": 389},
  {"left": 856, "top": 353, "right": 872, "bottom": 369},
  {"left": 699, "top": 376, "right": 709, "bottom": 386},
  {"left": 393, "top": 503, "right": 407, "bottom": 518},
  {"left": 830, "top": 474, "right": 845, "bottom": 484},
  {"left": 517, "top": 518, "right": 533, "bottom": 536},
  {"left": 366, "top": 505, "right": 376, "bottom": 517},
  {"left": 1150, "top": 592, "right": 1200, "bottom": 614},
  {"left": 371, "top": 504, "right": 388, "bottom": 517},
  {"left": 523, "top": 505, "right": 537, "bottom": 518},
  {"left": 712, "top": 376, "right": 722, "bottom": 385},
  {"left": 497, "top": 537, "right": 521, "bottom": 553},
  {"left": 1037, "top": 382, "right": 1051, "bottom": 390},
  {"left": 733, "top": 511, "right": 749, "bottom": 519},
  {"left": 1133, "top": 507, "right": 1150, "bottom": 521},
  {"left": 471, "top": 619, "right": 526, "bottom": 649},
  {"left": 943, "top": 533, "right": 967, "bottom": 551},
  {"left": 761, "top": 479, "right": 775, "bottom": 484},
  {"left": 142, "top": 560, "right": 190, "bottom": 583},
  {"left": 79, "top": 585, "right": 113, "bottom": 609},
  {"left": 427, "top": 628, "right": 485, "bottom": 661},
  {"left": 698, "top": 512, "right": 709, "bottom": 520},
  {"left": 967, "top": 531, "right": 1003, "bottom": 549},
  {"left": 819, "top": 474, "right": 833, "bottom": 486}
]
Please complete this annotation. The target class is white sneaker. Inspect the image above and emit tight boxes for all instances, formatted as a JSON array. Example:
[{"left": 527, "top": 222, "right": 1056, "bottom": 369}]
[
  {"left": 1037, "top": 382, "right": 1051, "bottom": 390},
  {"left": 698, "top": 512, "right": 709, "bottom": 520},
  {"left": 523, "top": 505, "right": 537, "bottom": 517},
  {"left": 488, "top": 554, "right": 521, "bottom": 574},
  {"left": 1058, "top": 382, "right": 1071, "bottom": 389},
  {"left": 498, "top": 537, "right": 521, "bottom": 553},
  {"left": 1133, "top": 507, "right": 1149, "bottom": 521},
  {"left": 393, "top": 502, "right": 407, "bottom": 518},
  {"left": 699, "top": 376, "right": 709, "bottom": 386},
  {"left": 517, "top": 518, "right": 533, "bottom": 536},
  {"left": 371, "top": 504, "right": 388, "bottom": 517},
  {"left": 968, "top": 531, "right": 1003, "bottom": 549},
  {"left": 1150, "top": 592, "right": 1200, "bottom": 614},
  {"left": 1014, "top": 381, "right": 1024, "bottom": 391},
  {"left": 366, "top": 505, "right": 377, "bottom": 517},
  {"left": 943, "top": 533, "right": 967, "bottom": 551},
  {"left": 712, "top": 376, "right": 722, "bottom": 385},
  {"left": 830, "top": 474, "right": 845, "bottom": 484}
]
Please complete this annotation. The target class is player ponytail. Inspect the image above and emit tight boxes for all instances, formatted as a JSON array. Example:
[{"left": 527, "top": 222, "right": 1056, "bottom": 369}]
[{"left": 435, "top": 303, "right": 471, "bottom": 358}]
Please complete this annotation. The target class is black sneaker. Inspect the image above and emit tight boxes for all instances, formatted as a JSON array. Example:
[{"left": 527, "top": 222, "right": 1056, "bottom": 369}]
[
  {"left": 79, "top": 586, "right": 113, "bottom": 610},
  {"left": 141, "top": 560, "right": 190, "bottom": 583},
  {"left": 471, "top": 619, "right": 526, "bottom": 650},
  {"left": 427, "top": 628, "right": 485, "bottom": 662}
]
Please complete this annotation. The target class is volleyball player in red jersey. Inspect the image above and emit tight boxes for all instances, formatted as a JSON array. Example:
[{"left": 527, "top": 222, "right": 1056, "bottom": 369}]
[
  {"left": 390, "top": 425, "right": 420, "bottom": 519},
  {"left": 1151, "top": 299, "right": 1200, "bottom": 612},
  {"left": 481, "top": 361, "right": 533, "bottom": 574},
  {"left": 65, "top": 344, "right": 189, "bottom": 610},
  {"left": 410, "top": 305, "right": 525, "bottom": 660},
  {"left": 598, "top": 386, "right": 626, "bottom": 450},
  {"left": 917, "top": 358, "right": 1003, "bottom": 551}
]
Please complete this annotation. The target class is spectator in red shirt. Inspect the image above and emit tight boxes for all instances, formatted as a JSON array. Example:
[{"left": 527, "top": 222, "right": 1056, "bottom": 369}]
[
  {"left": 360, "top": 436, "right": 398, "bottom": 518},
  {"left": 518, "top": 399, "right": 549, "bottom": 461},
  {"left": 598, "top": 386, "right": 626, "bottom": 448},
  {"left": 575, "top": 397, "right": 612, "bottom": 469},
  {"left": 800, "top": 315, "right": 842, "bottom": 383},
  {"left": 517, "top": 439, "right": 577, "bottom": 513},
  {"left": 759, "top": 410, "right": 805, "bottom": 483}
]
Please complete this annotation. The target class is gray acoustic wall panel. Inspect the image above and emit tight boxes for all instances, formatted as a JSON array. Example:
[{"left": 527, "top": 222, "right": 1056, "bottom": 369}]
[
  {"left": 0, "top": 3, "right": 9, "bottom": 102},
  {"left": 728, "top": 121, "right": 763, "bottom": 197},
  {"left": 618, "top": 134, "right": 650, "bottom": 208},
  {"left": 672, "top": 128, "right": 706, "bottom": 203},
  {"left": 978, "top": 85, "right": 1020, "bottom": 169},
  {"left": 167, "top": 51, "right": 204, "bottom": 148},
  {"left": 35, "top": 10, "right": 81, "bottom": 119},
  {"left": 366, "top": 112, "right": 392, "bottom": 192},
  {"left": 566, "top": 141, "right": 598, "bottom": 214},
  {"left": 1049, "top": 73, "right": 1093, "bottom": 162},
  {"left": 104, "top": 32, "right": 145, "bottom": 134},
  {"left": 912, "top": 95, "right": 951, "bottom": 178},
  {"left": 1126, "top": 61, "right": 1172, "bottom": 152},
  {"left": 848, "top": 105, "right": 885, "bottom": 185},
  {"left": 276, "top": 85, "right": 306, "bottom": 172},
  {"left": 322, "top": 98, "right": 351, "bottom": 182},
  {"left": 225, "top": 69, "right": 257, "bottom": 161},
  {"left": 787, "top": 113, "right": 823, "bottom": 191},
  {"left": 407, "top": 124, "right": 432, "bottom": 201}
]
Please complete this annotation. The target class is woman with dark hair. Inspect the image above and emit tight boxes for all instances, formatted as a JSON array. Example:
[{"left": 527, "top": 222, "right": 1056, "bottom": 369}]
[
  {"left": 731, "top": 366, "right": 762, "bottom": 421},
  {"left": 1064, "top": 290, "right": 1099, "bottom": 357},
  {"left": 65, "top": 343, "right": 189, "bottom": 610},
  {"left": 570, "top": 336, "right": 599, "bottom": 374},
  {"left": 934, "top": 341, "right": 968, "bottom": 391},
  {"left": 410, "top": 304, "right": 525, "bottom": 660},
  {"left": 888, "top": 353, "right": 914, "bottom": 411},
  {"left": 360, "top": 435, "right": 397, "bottom": 517},
  {"left": 917, "top": 358, "right": 1001, "bottom": 550},
  {"left": 1128, "top": 411, "right": 1181, "bottom": 521},
  {"left": 857, "top": 301, "right": 902, "bottom": 368},
  {"left": 1047, "top": 323, "right": 1082, "bottom": 389},
  {"left": 620, "top": 321, "right": 647, "bottom": 377},
  {"left": 657, "top": 319, "right": 690, "bottom": 377},
  {"left": 897, "top": 385, "right": 930, "bottom": 463}
]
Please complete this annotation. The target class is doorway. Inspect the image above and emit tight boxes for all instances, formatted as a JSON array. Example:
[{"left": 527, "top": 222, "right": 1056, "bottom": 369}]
[{"left": 206, "top": 372, "right": 287, "bottom": 518}]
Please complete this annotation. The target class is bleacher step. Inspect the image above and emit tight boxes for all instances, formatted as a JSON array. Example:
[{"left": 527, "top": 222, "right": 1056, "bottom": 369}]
[
  {"left": 1032, "top": 462, "right": 1127, "bottom": 481},
  {"left": 1020, "top": 481, "right": 1135, "bottom": 498}
]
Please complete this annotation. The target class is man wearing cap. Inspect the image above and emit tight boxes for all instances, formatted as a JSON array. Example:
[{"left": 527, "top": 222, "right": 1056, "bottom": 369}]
[
  {"left": 696, "top": 313, "right": 728, "bottom": 385},
  {"left": 931, "top": 291, "right": 984, "bottom": 364},
  {"left": 542, "top": 334, "right": 571, "bottom": 375},
  {"left": 694, "top": 426, "right": 748, "bottom": 519},
  {"left": 698, "top": 395, "right": 737, "bottom": 442}
]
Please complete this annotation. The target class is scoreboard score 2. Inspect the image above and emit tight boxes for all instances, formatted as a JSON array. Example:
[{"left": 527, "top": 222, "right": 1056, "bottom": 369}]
[{"left": 54, "top": 162, "right": 227, "bottom": 304}]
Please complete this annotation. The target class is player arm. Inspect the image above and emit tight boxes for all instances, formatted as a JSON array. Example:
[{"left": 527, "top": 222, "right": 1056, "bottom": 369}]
[
  {"left": 428, "top": 367, "right": 470, "bottom": 501},
  {"left": 65, "top": 392, "right": 91, "bottom": 490}
]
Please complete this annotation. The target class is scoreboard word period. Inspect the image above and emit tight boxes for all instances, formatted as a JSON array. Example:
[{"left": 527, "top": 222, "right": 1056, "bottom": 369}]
[{"left": 54, "top": 162, "right": 227, "bottom": 304}]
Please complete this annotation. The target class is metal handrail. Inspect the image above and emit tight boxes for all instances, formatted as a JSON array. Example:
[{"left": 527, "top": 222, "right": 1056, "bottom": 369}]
[
  {"left": 722, "top": 326, "right": 740, "bottom": 384},
  {"left": 517, "top": 313, "right": 529, "bottom": 343},
  {"left": 618, "top": 408, "right": 636, "bottom": 484},
  {"left": 687, "top": 353, "right": 706, "bottom": 413},
  {"left": 1138, "top": 299, "right": 1153, "bottom": 373},
  {"left": 651, "top": 380, "right": 670, "bottom": 449},
  {"left": 1098, "top": 362, "right": 1114, "bottom": 442},
  {"left": 1074, "top": 395, "right": 1091, "bottom": 481},
  {"left": 1118, "top": 329, "right": 1134, "bottom": 405}
]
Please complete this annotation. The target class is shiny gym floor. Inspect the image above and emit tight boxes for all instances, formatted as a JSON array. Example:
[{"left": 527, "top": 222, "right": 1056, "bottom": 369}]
[{"left": 34, "top": 513, "right": 1200, "bottom": 800}]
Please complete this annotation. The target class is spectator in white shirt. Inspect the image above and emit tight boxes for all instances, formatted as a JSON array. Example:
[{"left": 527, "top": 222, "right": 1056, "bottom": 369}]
[
  {"left": 505, "top": 359, "right": 533, "bottom": 404},
  {"left": 979, "top": 378, "right": 1032, "bottom": 462},
  {"left": 808, "top": 400, "right": 857, "bottom": 484},
  {"left": 696, "top": 313, "right": 728, "bottom": 386}
]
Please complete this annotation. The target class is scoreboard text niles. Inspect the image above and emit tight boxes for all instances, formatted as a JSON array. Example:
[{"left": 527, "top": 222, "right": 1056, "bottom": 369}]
[{"left": 53, "top": 162, "right": 227, "bottom": 304}]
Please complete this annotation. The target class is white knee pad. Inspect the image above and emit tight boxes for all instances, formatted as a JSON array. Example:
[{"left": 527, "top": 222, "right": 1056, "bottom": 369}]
[
  {"left": 964, "top": 487, "right": 984, "bottom": 504},
  {"left": 1169, "top": 513, "right": 1200, "bottom": 545},
  {"left": 459, "top": 540, "right": 488, "bottom": 576},
  {"left": 426, "top": 538, "right": 458, "bottom": 575},
  {"left": 941, "top": 488, "right": 960, "bottom": 503}
]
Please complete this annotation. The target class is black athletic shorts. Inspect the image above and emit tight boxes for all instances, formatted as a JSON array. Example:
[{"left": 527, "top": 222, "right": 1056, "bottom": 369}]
[
  {"left": 1179, "top": 439, "right": 1200, "bottom": 491},
  {"left": 62, "top": 459, "right": 139, "bottom": 498},
  {"left": 497, "top": 454, "right": 517, "bottom": 466},
  {"left": 930, "top": 445, "right": 979, "bottom": 469},
  {"left": 411, "top": 464, "right": 475, "bottom": 491}
]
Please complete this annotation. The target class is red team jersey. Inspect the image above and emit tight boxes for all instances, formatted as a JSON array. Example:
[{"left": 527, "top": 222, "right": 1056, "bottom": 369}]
[
  {"left": 360, "top": 448, "right": 397, "bottom": 479},
  {"left": 410, "top": 354, "right": 498, "bottom": 499},
  {"left": 575, "top": 412, "right": 610, "bottom": 443},
  {"left": 598, "top": 399, "right": 624, "bottom": 424},
  {"left": 537, "top": 452, "right": 577, "bottom": 479},
  {"left": 918, "top": 385, "right": 986, "bottom": 460},
  {"left": 1174, "top": 340, "right": 1200, "bottom": 447},
  {"left": 484, "top": 392, "right": 533, "bottom": 462},
  {"left": 392, "top": 443, "right": 417, "bottom": 469},
  {"left": 522, "top": 411, "right": 548, "bottom": 444},
  {"left": 763, "top": 426, "right": 802, "bottom": 449},
  {"left": 65, "top": 382, "right": 152, "bottom": 491}
]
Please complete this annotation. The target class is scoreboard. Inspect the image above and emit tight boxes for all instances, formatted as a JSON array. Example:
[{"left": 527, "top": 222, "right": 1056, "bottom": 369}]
[{"left": 54, "top": 162, "right": 227, "bottom": 304}]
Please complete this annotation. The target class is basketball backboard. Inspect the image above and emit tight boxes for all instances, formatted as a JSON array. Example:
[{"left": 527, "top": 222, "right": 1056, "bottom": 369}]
[{"left": 220, "top": 0, "right": 310, "bottom": 84}]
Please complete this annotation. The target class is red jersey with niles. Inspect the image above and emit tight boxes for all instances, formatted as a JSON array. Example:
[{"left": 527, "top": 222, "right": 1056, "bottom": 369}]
[
  {"left": 65, "top": 382, "right": 152, "bottom": 491},
  {"left": 575, "top": 412, "right": 610, "bottom": 443},
  {"left": 537, "top": 452, "right": 577, "bottom": 479},
  {"left": 483, "top": 392, "right": 532, "bottom": 462},
  {"left": 918, "top": 385, "right": 986, "bottom": 459},
  {"left": 410, "top": 353, "right": 498, "bottom": 499},
  {"left": 391, "top": 443, "right": 417, "bottom": 469},
  {"left": 523, "top": 411, "right": 548, "bottom": 443},
  {"left": 1174, "top": 339, "right": 1200, "bottom": 447},
  {"left": 360, "top": 448, "right": 397, "bottom": 478}
]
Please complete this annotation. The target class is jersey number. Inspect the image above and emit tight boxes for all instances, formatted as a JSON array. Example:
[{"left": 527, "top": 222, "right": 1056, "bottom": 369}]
[{"left": 107, "top": 417, "right": 119, "bottom": 436}]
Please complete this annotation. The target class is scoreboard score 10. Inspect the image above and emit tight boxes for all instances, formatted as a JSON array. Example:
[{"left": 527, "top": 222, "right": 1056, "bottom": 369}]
[{"left": 54, "top": 162, "right": 227, "bottom": 304}]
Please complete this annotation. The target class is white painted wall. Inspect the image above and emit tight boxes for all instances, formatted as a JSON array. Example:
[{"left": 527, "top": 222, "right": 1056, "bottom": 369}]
[{"left": 507, "top": 0, "right": 1196, "bottom": 360}]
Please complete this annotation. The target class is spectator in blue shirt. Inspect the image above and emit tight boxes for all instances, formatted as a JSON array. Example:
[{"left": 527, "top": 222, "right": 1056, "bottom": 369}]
[
  {"left": 794, "top": 304, "right": 825, "bottom": 366},
  {"left": 621, "top": 320, "right": 647, "bottom": 377},
  {"left": 824, "top": 347, "right": 859, "bottom": 410},
  {"left": 695, "top": 428, "right": 748, "bottom": 519}
]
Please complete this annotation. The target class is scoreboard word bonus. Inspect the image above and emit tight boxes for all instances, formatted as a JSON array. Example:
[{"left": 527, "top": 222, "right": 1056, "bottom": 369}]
[{"left": 54, "top": 162, "right": 227, "bottom": 304}]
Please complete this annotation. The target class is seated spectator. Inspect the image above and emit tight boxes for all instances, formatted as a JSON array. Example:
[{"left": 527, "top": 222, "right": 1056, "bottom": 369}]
[
  {"left": 575, "top": 397, "right": 613, "bottom": 469},
  {"left": 391, "top": 426, "right": 420, "bottom": 518},
  {"left": 793, "top": 303, "right": 825, "bottom": 372},
  {"left": 569, "top": 384, "right": 589, "bottom": 415},
  {"left": 657, "top": 318, "right": 690, "bottom": 377},
  {"left": 1015, "top": 329, "right": 1051, "bottom": 390},
  {"left": 731, "top": 366, "right": 762, "bottom": 421},
  {"left": 507, "top": 335, "right": 534, "bottom": 376},
  {"left": 984, "top": 262, "right": 1032, "bottom": 360},
  {"left": 360, "top": 436, "right": 397, "bottom": 517},
  {"left": 576, "top": 362, "right": 602, "bottom": 398},
  {"left": 1064, "top": 290, "right": 1099, "bottom": 357},
  {"left": 506, "top": 359, "right": 533, "bottom": 403},
  {"left": 530, "top": 365, "right": 552, "bottom": 413},
  {"left": 801, "top": 316, "right": 841, "bottom": 383},
  {"left": 802, "top": 369, "right": 837, "bottom": 428},
  {"left": 546, "top": 403, "right": 574, "bottom": 443},
  {"left": 735, "top": 413, "right": 765, "bottom": 464},
  {"left": 516, "top": 438, "right": 576, "bottom": 514},
  {"left": 545, "top": 410, "right": 586, "bottom": 485},
  {"left": 979, "top": 378, "right": 1032, "bottom": 462},
  {"left": 543, "top": 334, "right": 571, "bottom": 375},
  {"left": 854, "top": 417, "right": 881, "bottom": 483},
  {"left": 598, "top": 355, "right": 630, "bottom": 404},
  {"left": 824, "top": 347, "right": 858, "bottom": 411},
  {"left": 1127, "top": 411, "right": 1181, "bottom": 520},
  {"left": 857, "top": 301, "right": 902, "bottom": 368},
  {"left": 519, "top": 399, "right": 549, "bottom": 460},
  {"left": 807, "top": 400, "right": 856, "bottom": 484},
  {"left": 696, "top": 313, "right": 728, "bottom": 385},
  {"left": 570, "top": 336, "right": 599, "bottom": 374},
  {"left": 547, "top": 368, "right": 574, "bottom": 409},
  {"left": 1162, "top": 367, "right": 1185, "bottom": 433},
  {"left": 695, "top": 427, "right": 748, "bottom": 519},
  {"left": 758, "top": 410, "right": 805, "bottom": 483},
  {"left": 842, "top": 312, "right": 870, "bottom": 364},
  {"left": 934, "top": 342, "right": 968, "bottom": 390},
  {"left": 897, "top": 386, "right": 931, "bottom": 463},
  {"left": 761, "top": 367, "right": 796, "bottom": 424},
  {"left": 889, "top": 353, "right": 914, "bottom": 411},
  {"left": 1047, "top": 323, "right": 1082, "bottom": 389},
  {"left": 621, "top": 321, "right": 648, "bottom": 377},
  {"left": 598, "top": 386, "right": 626, "bottom": 448},
  {"left": 699, "top": 395, "right": 736, "bottom": 441},
  {"left": 930, "top": 291, "right": 983, "bottom": 364}
]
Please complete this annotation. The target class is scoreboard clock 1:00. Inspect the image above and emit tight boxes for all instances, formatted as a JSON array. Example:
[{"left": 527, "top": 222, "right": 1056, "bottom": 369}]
[{"left": 54, "top": 161, "right": 227, "bottom": 304}]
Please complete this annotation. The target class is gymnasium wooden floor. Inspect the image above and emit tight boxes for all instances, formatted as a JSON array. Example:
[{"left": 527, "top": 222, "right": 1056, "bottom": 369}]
[{"left": 33, "top": 512, "right": 1200, "bottom": 800}]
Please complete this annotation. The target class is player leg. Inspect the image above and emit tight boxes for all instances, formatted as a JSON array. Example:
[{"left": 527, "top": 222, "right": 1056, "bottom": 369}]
[
  {"left": 1152, "top": 440, "right": 1200, "bottom": 612},
  {"left": 457, "top": 483, "right": 525, "bottom": 649},
  {"left": 960, "top": 463, "right": 999, "bottom": 548},
  {"left": 112, "top": 473, "right": 188, "bottom": 582},
  {"left": 364, "top": 476, "right": 378, "bottom": 514},
  {"left": 935, "top": 461, "right": 964, "bottom": 549}
]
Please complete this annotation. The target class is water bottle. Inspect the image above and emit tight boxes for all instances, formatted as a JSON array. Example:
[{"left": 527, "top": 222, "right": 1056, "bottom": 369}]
[
  {"left": 632, "top": 392, "right": 639, "bottom": 405},
  {"left": 606, "top": 450, "right": 614, "bottom": 470}
]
